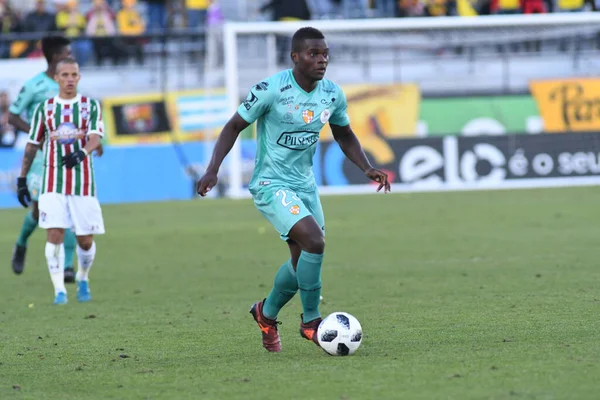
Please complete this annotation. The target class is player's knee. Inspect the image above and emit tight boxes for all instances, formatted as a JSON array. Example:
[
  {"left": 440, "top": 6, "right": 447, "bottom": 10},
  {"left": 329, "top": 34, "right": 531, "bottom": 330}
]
[
  {"left": 32, "top": 204, "right": 39, "bottom": 221},
  {"left": 77, "top": 235, "right": 93, "bottom": 250},
  {"left": 304, "top": 235, "right": 325, "bottom": 254}
]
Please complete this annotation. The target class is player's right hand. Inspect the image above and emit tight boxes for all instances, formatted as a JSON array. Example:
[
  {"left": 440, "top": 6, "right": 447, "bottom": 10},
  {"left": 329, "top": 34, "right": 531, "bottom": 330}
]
[
  {"left": 196, "top": 170, "right": 218, "bottom": 197},
  {"left": 16, "top": 177, "right": 31, "bottom": 208}
]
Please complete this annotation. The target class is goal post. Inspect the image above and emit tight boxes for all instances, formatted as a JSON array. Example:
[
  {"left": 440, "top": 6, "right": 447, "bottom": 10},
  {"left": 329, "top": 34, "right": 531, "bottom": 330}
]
[{"left": 222, "top": 13, "right": 600, "bottom": 199}]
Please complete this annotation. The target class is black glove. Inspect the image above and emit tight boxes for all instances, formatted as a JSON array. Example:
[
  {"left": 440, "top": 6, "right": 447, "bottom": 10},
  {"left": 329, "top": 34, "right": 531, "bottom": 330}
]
[
  {"left": 17, "top": 177, "right": 31, "bottom": 208},
  {"left": 61, "top": 149, "right": 88, "bottom": 169}
]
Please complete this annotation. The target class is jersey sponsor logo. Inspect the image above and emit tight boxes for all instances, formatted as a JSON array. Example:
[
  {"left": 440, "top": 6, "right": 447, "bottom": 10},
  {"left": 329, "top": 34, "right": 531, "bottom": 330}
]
[
  {"left": 277, "top": 131, "right": 319, "bottom": 151},
  {"left": 280, "top": 84, "right": 292, "bottom": 93},
  {"left": 320, "top": 109, "right": 331, "bottom": 124},
  {"left": 278, "top": 96, "right": 294, "bottom": 105},
  {"left": 50, "top": 122, "right": 85, "bottom": 145},
  {"left": 299, "top": 102, "right": 317, "bottom": 107},
  {"left": 243, "top": 91, "right": 258, "bottom": 110},
  {"left": 254, "top": 81, "right": 269, "bottom": 91},
  {"left": 302, "top": 109, "right": 314, "bottom": 124},
  {"left": 321, "top": 98, "right": 335, "bottom": 106},
  {"left": 282, "top": 112, "right": 294, "bottom": 123}
]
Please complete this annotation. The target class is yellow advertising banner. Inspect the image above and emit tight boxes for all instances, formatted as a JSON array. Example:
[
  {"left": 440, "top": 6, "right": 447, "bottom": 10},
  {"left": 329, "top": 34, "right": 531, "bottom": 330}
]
[
  {"left": 530, "top": 78, "right": 600, "bottom": 133},
  {"left": 102, "top": 89, "right": 233, "bottom": 145},
  {"left": 320, "top": 83, "right": 420, "bottom": 165}
]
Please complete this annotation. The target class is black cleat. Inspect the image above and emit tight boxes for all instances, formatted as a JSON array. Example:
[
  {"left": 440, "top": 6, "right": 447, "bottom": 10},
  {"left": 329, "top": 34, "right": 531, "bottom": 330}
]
[
  {"left": 11, "top": 244, "right": 26, "bottom": 275},
  {"left": 64, "top": 267, "right": 75, "bottom": 283}
]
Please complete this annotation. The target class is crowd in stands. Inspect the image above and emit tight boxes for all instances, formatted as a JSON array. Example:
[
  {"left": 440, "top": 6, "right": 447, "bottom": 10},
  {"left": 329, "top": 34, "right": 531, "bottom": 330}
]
[{"left": 0, "top": 0, "right": 597, "bottom": 65}]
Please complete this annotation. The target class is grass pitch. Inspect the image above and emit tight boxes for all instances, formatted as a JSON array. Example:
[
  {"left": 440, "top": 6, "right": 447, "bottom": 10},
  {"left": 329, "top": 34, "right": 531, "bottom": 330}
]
[{"left": 1, "top": 187, "right": 599, "bottom": 400}]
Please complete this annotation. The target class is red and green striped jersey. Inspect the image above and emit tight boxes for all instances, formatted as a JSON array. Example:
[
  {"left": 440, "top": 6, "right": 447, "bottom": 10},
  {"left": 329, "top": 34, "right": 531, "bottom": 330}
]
[{"left": 28, "top": 95, "right": 104, "bottom": 197}]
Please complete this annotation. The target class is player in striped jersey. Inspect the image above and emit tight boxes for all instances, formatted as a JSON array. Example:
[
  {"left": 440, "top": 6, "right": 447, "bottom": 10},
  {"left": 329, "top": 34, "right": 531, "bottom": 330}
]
[
  {"left": 17, "top": 57, "right": 105, "bottom": 305},
  {"left": 9, "top": 36, "right": 93, "bottom": 283}
]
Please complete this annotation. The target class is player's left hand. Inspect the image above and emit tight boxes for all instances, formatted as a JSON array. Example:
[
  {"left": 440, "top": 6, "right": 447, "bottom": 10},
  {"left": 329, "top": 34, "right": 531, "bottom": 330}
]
[
  {"left": 365, "top": 167, "right": 391, "bottom": 193},
  {"left": 61, "top": 149, "right": 88, "bottom": 169},
  {"left": 197, "top": 170, "right": 218, "bottom": 197},
  {"left": 16, "top": 177, "right": 31, "bottom": 208}
]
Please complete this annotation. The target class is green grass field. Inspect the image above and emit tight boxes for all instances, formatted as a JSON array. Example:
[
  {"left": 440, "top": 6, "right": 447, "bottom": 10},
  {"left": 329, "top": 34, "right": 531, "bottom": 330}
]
[{"left": 1, "top": 187, "right": 599, "bottom": 400}]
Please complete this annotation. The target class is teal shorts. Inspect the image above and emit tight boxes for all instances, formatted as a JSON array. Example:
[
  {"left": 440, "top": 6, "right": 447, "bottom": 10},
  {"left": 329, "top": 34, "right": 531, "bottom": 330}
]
[
  {"left": 27, "top": 152, "right": 44, "bottom": 202},
  {"left": 252, "top": 186, "right": 325, "bottom": 242}
]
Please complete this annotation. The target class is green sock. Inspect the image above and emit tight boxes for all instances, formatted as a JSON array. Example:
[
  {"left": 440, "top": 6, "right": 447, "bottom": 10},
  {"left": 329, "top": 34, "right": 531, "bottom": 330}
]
[
  {"left": 63, "top": 229, "right": 77, "bottom": 269},
  {"left": 16, "top": 210, "right": 38, "bottom": 247},
  {"left": 263, "top": 259, "right": 298, "bottom": 320},
  {"left": 296, "top": 251, "right": 323, "bottom": 323}
]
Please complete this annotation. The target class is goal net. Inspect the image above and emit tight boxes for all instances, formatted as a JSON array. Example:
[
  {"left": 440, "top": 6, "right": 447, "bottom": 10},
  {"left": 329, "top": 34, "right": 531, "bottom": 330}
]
[{"left": 213, "top": 13, "right": 600, "bottom": 198}]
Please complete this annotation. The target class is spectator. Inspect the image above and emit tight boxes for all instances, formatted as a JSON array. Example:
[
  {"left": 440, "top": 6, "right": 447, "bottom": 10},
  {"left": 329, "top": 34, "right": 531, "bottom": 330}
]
[
  {"left": 22, "top": 0, "right": 57, "bottom": 32},
  {"left": 259, "top": 0, "right": 312, "bottom": 64},
  {"left": 146, "top": 0, "right": 166, "bottom": 32},
  {"left": 306, "top": 0, "right": 337, "bottom": 19},
  {"left": 425, "top": 0, "right": 451, "bottom": 15},
  {"left": 374, "top": 0, "right": 397, "bottom": 16},
  {"left": 0, "top": 91, "right": 17, "bottom": 147},
  {"left": 86, "top": 0, "right": 118, "bottom": 65},
  {"left": 0, "top": 1, "right": 21, "bottom": 59},
  {"left": 340, "top": 0, "right": 370, "bottom": 18},
  {"left": 56, "top": 0, "right": 93, "bottom": 65},
  {"left": 116, "top": 0, "right": 145, "bottom": 64},
  {"left": 398, "top": 0, "right": 425, "bottom": 16},
  {"left": 186, "top": 0, "right": 208, "bottom": 31}
]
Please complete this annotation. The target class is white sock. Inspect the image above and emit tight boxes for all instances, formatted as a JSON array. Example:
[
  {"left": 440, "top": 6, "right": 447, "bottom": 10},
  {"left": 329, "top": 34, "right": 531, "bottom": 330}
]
[
  {"left": 76, "top": 241, "right": 96, "bottom": 282},
  {"left": 45, "top": 242, "right": 66, "bottom": 296}
]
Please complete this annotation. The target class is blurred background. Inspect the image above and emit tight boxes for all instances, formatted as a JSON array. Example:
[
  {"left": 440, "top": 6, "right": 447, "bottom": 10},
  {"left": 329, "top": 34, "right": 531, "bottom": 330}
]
[{"left": 1, "top": 0, "right": 600, "bottom": 206}]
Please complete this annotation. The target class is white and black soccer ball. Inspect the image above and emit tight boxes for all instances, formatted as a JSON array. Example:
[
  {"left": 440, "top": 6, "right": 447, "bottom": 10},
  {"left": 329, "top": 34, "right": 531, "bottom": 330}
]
[{"left": 317, "top": 312, "right": 363, "bottom": 356}]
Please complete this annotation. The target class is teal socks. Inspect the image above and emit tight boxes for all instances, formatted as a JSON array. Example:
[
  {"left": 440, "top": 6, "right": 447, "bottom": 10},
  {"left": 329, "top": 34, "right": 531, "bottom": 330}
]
[
  {"left": 64, "top": 229, "right": 77, "bottom": 268},
  {"left": 263, "top": 259, "right": 298, "bottom": 320},
  {"left": 16, "top": 210, "right": 38, "bottom": 247},
  {"left": 296, "top": 251, "right": 323, "bottom": 323},
  {"left": 16, "top": 210, "right": 76, "bottom": 270}
]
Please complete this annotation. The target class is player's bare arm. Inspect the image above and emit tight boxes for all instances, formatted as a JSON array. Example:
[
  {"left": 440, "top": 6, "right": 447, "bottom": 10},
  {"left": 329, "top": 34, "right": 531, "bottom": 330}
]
[
  {"left": 8, "top": 113, "right": 31, "bottom": 134},
  {"left": 20, "top": 142, "right": 41, "bottom": 178},
  {"left": 330, "top": 123, "right": 391, "bottom": 193},
  {"left": 196, "top": 113, "right": 250, "bottom": 196}
]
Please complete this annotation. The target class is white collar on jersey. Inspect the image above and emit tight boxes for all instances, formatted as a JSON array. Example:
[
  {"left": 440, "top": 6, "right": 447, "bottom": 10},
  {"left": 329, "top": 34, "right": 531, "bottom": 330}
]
[{"left": 54, "top": 94, "right": 82, "bottom": 105}]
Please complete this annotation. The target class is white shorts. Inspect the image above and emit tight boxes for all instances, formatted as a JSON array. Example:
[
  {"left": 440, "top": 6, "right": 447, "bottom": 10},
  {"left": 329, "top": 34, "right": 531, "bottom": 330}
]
[{"left": 38, "top": 193, "right": 105, "bottom": 236}]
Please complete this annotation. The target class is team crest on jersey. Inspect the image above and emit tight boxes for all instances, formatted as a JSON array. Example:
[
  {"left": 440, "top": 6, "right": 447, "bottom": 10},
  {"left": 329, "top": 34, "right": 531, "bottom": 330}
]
[
  {"left": 320, "top": 109, "right": 331, "bottom": 123},
  {"left": 302, "top": 110, "right": 314, "bottom": 124},
  {"left": 51, "top": 122, "right": 84, "bottom": 145},
  {"left": 289, "top": 205, "right": 301, "bottom": 215}
]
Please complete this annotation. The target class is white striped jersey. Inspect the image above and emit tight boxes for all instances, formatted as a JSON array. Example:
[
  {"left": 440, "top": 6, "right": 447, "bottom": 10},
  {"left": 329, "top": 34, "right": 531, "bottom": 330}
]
[{"left": 28, "top": 95, "right": 104, "bottom": 196}]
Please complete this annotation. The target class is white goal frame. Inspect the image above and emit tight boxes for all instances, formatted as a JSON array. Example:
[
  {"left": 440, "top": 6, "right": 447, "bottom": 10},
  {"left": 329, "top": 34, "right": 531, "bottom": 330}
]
[{"left": 222, "top": 13, "right": 600, "bottom": 199}]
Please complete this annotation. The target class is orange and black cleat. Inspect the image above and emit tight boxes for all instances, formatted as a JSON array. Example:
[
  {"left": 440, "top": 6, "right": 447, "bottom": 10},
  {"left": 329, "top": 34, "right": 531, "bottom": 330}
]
[
  {"left": 299, "top": 314, "right": 322, "bottom": 346},
  {"left": 249, "top": 299, "right": 282, "bottom": 352}
]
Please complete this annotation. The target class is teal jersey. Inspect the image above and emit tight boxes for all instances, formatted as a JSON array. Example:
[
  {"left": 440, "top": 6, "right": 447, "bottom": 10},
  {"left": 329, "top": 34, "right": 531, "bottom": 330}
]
[
  {"left": 238, "top": 69, "right": 350, "bottom": 193},
  {"left": 9, "top": 71, "right": 59, "bottom": 125}
]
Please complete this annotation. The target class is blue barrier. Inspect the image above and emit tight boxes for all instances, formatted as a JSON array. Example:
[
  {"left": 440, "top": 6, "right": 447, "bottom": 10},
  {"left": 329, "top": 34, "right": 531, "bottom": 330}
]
[{"left": 0, "top": 141, "right": 257, "bottom": 209}]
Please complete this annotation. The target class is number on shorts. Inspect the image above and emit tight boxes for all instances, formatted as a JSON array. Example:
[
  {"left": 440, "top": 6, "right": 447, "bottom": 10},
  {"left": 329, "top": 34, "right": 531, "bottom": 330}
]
[{"left": 275, "top": 189, "right": 300, "bottom": 207}]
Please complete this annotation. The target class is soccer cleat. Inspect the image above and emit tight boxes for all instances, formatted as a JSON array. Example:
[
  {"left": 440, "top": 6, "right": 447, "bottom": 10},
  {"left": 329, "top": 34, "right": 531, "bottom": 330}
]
[
  {"left": 249, "top": 299, "right": 281, "bottom": 352},
  {"left": 299, "top": 314, "right": 323, "bottom": 346},
  {"left": 64, "top": 267, "right": 75, "bottom": 283},
  {"left": 76, "top": 280, "right": 91, "bottom": 302},
  {"left": 53, "top": 292, "right": 68, "bottom": 305},
  {"left": 11, "top": 244, "right": 26, "bottom": 275}
]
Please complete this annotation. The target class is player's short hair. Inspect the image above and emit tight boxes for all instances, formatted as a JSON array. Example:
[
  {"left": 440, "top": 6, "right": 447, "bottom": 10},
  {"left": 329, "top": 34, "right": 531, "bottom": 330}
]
[
  {"left": 41, "top": 35, "right": 71, "bottom": 64},
  {"left": 57, "top": 57, "right": 78, "bottom": 68},
  {"left": 291, "top": 27, "right": 326, "bottom": 52}
]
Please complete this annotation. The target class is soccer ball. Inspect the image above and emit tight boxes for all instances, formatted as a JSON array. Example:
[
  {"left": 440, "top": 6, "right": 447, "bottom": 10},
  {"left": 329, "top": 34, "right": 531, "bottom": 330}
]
[{"left": 317, "top": 312, "right": 363, "bottom": 356}]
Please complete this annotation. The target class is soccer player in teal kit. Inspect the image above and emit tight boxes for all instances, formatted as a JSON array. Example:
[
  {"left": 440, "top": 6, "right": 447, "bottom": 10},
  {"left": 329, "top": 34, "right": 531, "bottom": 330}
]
[{"left": 196, "top": 27, "right": 391, "bottom": 352}]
